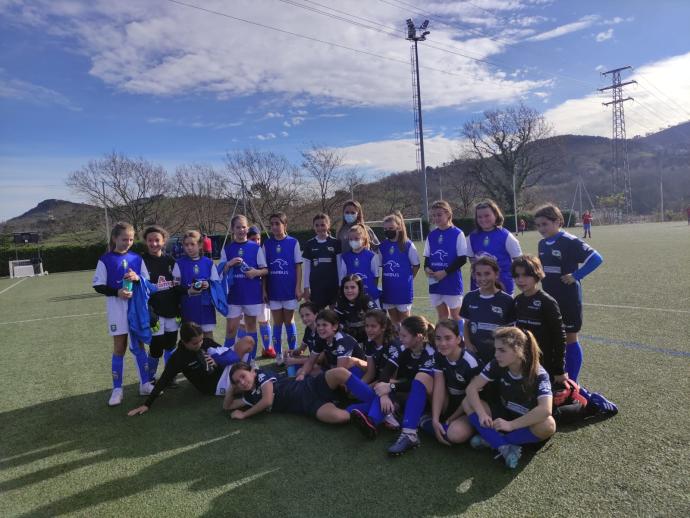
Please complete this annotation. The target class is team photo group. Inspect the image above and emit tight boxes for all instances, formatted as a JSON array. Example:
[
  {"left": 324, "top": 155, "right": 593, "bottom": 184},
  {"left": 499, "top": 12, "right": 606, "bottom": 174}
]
[{"left": 93, "top": 198, "right": 618, "bottom": 470}]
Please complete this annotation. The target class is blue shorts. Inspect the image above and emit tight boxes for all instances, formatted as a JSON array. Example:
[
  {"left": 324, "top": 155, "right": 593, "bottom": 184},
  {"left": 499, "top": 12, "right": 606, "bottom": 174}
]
[{"left": 273, "top": 374, "right": 336, "bottom": 417}]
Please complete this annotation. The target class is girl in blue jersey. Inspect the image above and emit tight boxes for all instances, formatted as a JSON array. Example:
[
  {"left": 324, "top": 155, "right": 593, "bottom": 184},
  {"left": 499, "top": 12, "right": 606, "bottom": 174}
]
[
  {"left": 460, "top": 256, "right": 516, "bottom": 363},
  {"left": 221, "top": 215, "right": 268, "bottom": 359},
  {"left": 264, "top": 212, "right": 303, "bottom": 358},
  {"left": 425, "top": 319, "right": 481, "bottom": 446},
  {"left": 302, "top": 213, "right": 341, "bottom": 310},
  {"left": 380, "top": 211, "right": 420, "bottom": 327},
  {"left": 534, "top": 204, "right": 603, "bottom": 381},
  {"left": 423, "top": 200, "right": 467, "bottom": 322},
  {"left": 92, "top": 222, "right": 153, "bottom": 406},
  {"left": 339, "top": 224, "right": 380, "bottom": 303},
  {"left": 172, "top": 230, "right": 220, "bottom": 339},
  {"left": 467, "top": 200, "right": 522, "bottom": 294},
  {"left": 464, "top": 327, "right": 556, "bottom": 469}
]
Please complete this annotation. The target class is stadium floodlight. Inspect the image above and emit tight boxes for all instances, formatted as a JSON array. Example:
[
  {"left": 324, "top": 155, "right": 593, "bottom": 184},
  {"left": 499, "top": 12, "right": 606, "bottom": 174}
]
[
  {"left": 420, "top": 20, "right": 429, "bottom": 30},
  {"left": 406, "top": 19, "right": 415, "bottom": 39}
]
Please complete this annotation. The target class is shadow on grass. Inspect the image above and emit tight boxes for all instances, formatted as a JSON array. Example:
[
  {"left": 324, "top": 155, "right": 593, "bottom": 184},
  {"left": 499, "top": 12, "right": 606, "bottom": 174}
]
[
  {"left": 1, "top": 386, "right": 529, "bottom": 517},
  {"left": 49, "top": 292, "right": 102, "bottom": 302}
]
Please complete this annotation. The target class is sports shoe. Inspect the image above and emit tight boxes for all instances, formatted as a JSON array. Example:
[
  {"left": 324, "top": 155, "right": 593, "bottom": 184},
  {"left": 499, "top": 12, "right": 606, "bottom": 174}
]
[
  {"left": 589, "top": 392, "right": 618, "bottom": 415},
  {"left": 139, "top": 381, "right": 155, "bottom": 396},
  {"left": 498, "top": 444, "right": 522, "bottom": 469},
  {"left": 470, "top": 434, "right": 490, "bottom": 450},
  {"left": 351, "top": 408, "right": 378, "bottom": 439},
  {"left": 108, "top": 388, "right": 123, "bottom": 407},
  {"left": 388, "top": 432, "right": 420, "bottom": 456},
  {"left": 383, "top": 413, "right": 401, "bottom": 431},
  {"left": 262, "top": 347, "right": 277, "bottom": 359}
]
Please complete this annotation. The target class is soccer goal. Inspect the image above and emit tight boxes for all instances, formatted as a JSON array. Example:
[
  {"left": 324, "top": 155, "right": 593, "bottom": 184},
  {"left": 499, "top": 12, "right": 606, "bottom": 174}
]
[
  {"left": 365, "top": 217, "right": 425, "bottom": 242},
  {"left": 9, "top": 259, "right": 44, "bottom": 278}
]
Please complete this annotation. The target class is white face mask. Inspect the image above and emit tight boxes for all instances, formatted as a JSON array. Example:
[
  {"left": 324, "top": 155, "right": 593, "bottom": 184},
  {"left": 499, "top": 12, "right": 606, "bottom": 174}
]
[
  {"left": 344, "top": 213, "right": 357, "bottom": 224},
  {"left": 349, "top": 240, "right": 362, "bottom": 250}
]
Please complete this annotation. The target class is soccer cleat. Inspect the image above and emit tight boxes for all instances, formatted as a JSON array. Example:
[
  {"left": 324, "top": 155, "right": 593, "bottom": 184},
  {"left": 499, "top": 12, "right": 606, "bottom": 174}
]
[
  {"left": 589, "top": 392, "right": 618, "bottom": 415},
  {"left": 383, "top": 413, "right": 401, "bottom": 431},
  {"left": 351, "top": 409, "right": 378, "bottom": 439},
  {"left": 108, "top": 388, "right": 124, "bottom": 407},
  {"left": 498, "top": 444, "right": 522, "bottom": 469},
  {"left": 470, "top": 434, "right": 491, "bottom": 450},
  {"left": 139, "top": 382, "right": 155, "bottom": 396},
  {"left": 262, "top": 347, "right": 277, "bottom": 359},
  {"left": 387, "top": 432, "right": 420, "bottom": 456}
]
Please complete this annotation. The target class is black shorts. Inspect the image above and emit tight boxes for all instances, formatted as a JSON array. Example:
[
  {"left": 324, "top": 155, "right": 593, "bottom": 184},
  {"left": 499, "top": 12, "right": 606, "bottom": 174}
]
[
  {"left": 559, "top": 300, "right": 583, "bottom": 333},
  {"left": 488, "top": 401, "right": 521, "bottom": 422},
  {"left": 273, "top": 374, "right": 336, "bottom": 417},
  {"left": 441, "top": 393, "right": 464, "bottom": 420}
]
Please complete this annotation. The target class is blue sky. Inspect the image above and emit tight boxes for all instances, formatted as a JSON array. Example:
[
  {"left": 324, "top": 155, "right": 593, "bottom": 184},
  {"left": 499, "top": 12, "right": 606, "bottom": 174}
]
[{"left": 1, "top": 0, "right": 689, "bottom": 221}]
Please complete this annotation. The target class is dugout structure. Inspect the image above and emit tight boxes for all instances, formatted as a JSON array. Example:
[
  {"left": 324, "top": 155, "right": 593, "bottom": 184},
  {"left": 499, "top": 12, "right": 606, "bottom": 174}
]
[{"left": 365, "top": 218, "right": 424, "bottom": 242}]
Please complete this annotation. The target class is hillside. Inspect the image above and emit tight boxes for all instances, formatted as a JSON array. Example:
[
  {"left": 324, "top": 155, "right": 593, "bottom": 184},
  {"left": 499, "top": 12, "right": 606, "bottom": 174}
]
[{"left": 0, "top": 199, "right": 102, "bottom": 239}]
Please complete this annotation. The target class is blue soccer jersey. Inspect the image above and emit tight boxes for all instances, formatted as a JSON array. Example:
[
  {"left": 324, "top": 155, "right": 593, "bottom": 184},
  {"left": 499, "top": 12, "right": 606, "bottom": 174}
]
[
  {"left": 310, "top": 331, "right": 365, "bottom": 369},
  {"left": 433, "top": 349, "right": 482, "bottom": 397},
  {"left": 96, "top": 251, "right": 145, "bottom": 291},
  {"left": 380, "top": 239, "right": 420, "bottom": 305},
  {"left": 467, "top": 227, "right": 522, "bottom": 294},
  {"left": 424, "top": 226, "right": 467, "bottom": 295},
  {"left": 263, "top": 235, "right": 302, "bottom": 302},
  {"left": 173, "top": 256, "right": 219, "bottom": 325},
  {"left": 240, "top": 369, "right": 277, "bottom": 407},
  {"left": 480, "top": 360, "right": 552, "bottom": 416},
  {"left": 221, "top": 240, "right": 267, "bottom": 306},
  {"left": 460, "top": 289, "right": 516, "bottom": 363},
  {"left": 339, "top": 249, "right": 380, "bottom": 299}
]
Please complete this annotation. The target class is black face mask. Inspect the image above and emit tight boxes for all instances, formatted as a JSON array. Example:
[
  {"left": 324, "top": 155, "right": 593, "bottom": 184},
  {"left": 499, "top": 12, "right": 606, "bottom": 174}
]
[{"left": 384, "top": 230, "right": 397, "bottom": 240}]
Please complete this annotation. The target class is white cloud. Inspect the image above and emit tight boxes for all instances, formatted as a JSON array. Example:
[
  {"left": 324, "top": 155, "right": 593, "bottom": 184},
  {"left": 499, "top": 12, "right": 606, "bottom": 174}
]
[
  {"left": 0, "top": 0, "right": 546, "bottom": 110},
  {"left": 595, "top": 65, "right": 606, "bottom": 72},
  {"left": 0, "top": 72, "right": 81, "bottom": 111},
  {"left": 280, "top": 131, "right": 289, "bottom": 137},
  {"left": 264, "top": 111, "right": 283, "bottom": 118},
  {"left": 595, "top": 29, "right": 613, "bottom": 42},
  {"left": 544, "top": 51, "right": 690, "bottom": 137},
  {"left": 256, "top": 133, "right": 277, "bottom": 140},
  {"left": 526, "top": 14, "right": 599, "bottom": 41}
]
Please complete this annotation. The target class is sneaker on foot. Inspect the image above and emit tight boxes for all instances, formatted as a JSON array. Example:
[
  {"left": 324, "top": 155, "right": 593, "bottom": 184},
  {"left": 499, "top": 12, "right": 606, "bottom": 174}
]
[
  {"left": 589, "top": 392, "right": 618, "bottom": 415},
  {"left": 139, "top": 381, "right": 155, "bottom": 396},
  {"left": 388, "top": 432, "right": 420, "bottom": 456},
  {"left": 351, "top": 409, "right": 378, "bottom": 439},
  {"left": 263, "top": 347, "right": 277, "bottom": 359},
  {"left": 470, "top": 434, "right": 490, "bottom": 450},
  {"left": 108, "top": 388, "right": 124, "bottom": 407},
  {"left": 383, "top": 413, "right": 401, "bottom": 431},
  {"left": 498, "top": 444, "right": 522, "bottom": 469}
]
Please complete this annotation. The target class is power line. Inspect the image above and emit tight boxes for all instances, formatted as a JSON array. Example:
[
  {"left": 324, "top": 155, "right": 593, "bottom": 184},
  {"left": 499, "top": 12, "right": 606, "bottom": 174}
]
[
  {"left": 636, "top": 74, "right": 690, "bottom": 117},
  {"left": 635, "top": 82, "right": 690, "bottom": 123}
]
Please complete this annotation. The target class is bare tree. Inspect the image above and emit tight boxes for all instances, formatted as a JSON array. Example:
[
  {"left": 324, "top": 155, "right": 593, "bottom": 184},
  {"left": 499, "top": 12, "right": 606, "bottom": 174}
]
[
  {"left": 343, "top": 168, "right": 366, "bottom": 201},
  {"left": 443, "top": 163, "right": 482, "bottom": 217},
  {"left": 66, "top": 152, "right": 170, "bottom": 233},
  {"left": 301, "top": 144, "right": 349, "bottom": 217},
  {"left": 224, "top": 149, "right": 302, "bottom": 228},
  {"left": 174, "top": 164, "right": 229, "bottom": 234},
  {"left": 462, "top": 103, "right": 559, "bottom": 214}
]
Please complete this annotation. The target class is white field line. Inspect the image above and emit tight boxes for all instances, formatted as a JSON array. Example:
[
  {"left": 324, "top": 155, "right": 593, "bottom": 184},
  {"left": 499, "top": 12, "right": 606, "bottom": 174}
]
[
  {"left": 414, "top": 296, "right": 690, "bottom": 314},
  {"left": 0, "top": 312, "right": 105, "bottom": 326},
  {"left": 0, "top": 277, "right": 27, "bottom": 295}
]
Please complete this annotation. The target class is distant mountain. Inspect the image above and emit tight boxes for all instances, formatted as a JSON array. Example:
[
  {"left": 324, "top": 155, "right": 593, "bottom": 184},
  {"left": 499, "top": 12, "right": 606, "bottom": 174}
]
[{"left": 0, "top": 199, "right": 102, "bottom": 237}]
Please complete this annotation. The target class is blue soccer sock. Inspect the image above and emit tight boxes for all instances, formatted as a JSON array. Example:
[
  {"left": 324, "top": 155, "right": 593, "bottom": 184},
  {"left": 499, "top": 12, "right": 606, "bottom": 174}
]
[
  {"left": 348, "top": 366, "right": 364, "bottom": 378},
  {"left": 237, "top": 328, "right": 247, "bottom": 339},
  {"left": 130, "top": 344, "right": 150, "bottom": 385},
  {"left": 248, "top": 332, "right": 259, "bottom": 360},
  {"left": 259, "top": 322, "right": 272, "bottom": 351},
  {"left": 345, "top": 374, "right": 376, "bottom": 403},
  {"left": 504, "top": 426, "right": 541, "bottom": 445},
  {"left": 286, "top": 322, "right": 297, "bottom": 351},
  {"left": 224, "top": 336, "right": 236, "bottom": 348},
  {"left": 111, "top": 354, "right": 124, "bottom": 389},
  {"left": 272, "top": 323, "right": 283, "bottom": 355},
  {"left": 402, "top": 379, "right": 428, "bottom": 431},
  {"left": 147, "top": 356, "right": 159, "bottom": 382},
  {"left": 565, "top": 341, "right": 583, "bottom": 381},
  {"left": 468, "top": 413, "right": 507, "bottom": 450},
  {"left": 163, "top": 347, "right": 174, "bottom": 364},
  {"left": 367, "top": 398, "right": 386, "bottom": 426},
  {"left": 419, "top": 415, "right": 448, "bottom": 436}
]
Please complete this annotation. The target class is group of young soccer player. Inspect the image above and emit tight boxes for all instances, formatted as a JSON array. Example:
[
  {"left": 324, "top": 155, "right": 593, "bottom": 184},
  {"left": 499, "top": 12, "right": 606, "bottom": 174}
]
[{"left": 93, "top": 198, "right": 617, "bottom": 469}]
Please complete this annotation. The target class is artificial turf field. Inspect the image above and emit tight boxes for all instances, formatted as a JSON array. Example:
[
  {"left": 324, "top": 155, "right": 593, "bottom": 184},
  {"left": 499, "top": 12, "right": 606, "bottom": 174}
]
[{"left": 1, "top": 222, "right": 689, "bottom": 517}]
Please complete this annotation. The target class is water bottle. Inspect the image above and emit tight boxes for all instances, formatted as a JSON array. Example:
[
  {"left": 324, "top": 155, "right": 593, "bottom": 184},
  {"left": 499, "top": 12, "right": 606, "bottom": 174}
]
[{"left": 121, "top": 259, "right": 133, "bottom": 291}]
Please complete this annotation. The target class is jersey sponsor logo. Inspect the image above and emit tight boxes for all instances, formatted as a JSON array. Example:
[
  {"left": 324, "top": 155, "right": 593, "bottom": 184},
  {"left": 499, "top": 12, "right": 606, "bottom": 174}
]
[
  {"left": 469, "top": 304, "right": 478, "bottom": 309},
  {"left": 491, "top": 305, "right": 503, "bottom": 316},
  {"left": 354, "top": 272, "right": 368, "bottom": 282},
  {"left": 471, "top": 322, "right": 478, "bottom": 334},
  {"left": 551, "top": 249, "right": 561, "bottom": 258},
  {"left": 327, "top": 246, "right": 335, "bottom": 252},
  {"left": 423, "top": 358, "right": 434, "bottom": 368},
  {"left": 336, "top": 344, "right": 346, "bottom": 354},
  {"left": 270, "top": 258, "right": 289, "bottom": 271},
  {"left": 383, "top": 260, "right": 400, "bottom": 272},
  {"left": 430, "top": 249, "right": 449, "bottom": 262},
  {"left": 389, "top": 348, "right": 399, "bottom": 359},
  {"left": 532, "top": 299, "right": 542, "bottom": 308},
  {"left": 454, "top": 371, "right": 466, "bottom": 383},
  {"left": 156, "top": 275, "right": 174, "bottom": 290},
  {"left": 476, "top": 251, "right": 497, "bottom": 261}
]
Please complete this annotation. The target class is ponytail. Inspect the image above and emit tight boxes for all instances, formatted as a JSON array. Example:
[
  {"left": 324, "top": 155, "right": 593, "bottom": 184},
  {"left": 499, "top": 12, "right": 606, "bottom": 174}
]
[
  {"left": 494, "top": 327, "right": 542, "bottom": 389},
  {"left": 401, "top": 315, "right": 435, "bottom": 348}
]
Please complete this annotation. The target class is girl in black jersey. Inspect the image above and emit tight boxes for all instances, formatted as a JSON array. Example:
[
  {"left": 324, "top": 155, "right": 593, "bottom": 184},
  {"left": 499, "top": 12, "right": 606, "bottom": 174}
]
[
  {"left": 281, "top": 302, "right": 323, "bottom": 376},
  {"left": 141, "top": 225, "right": 181, "bottom": 383},
  {"left": 463, "top": 327, "right": 556, "bottom": 469},
  {"left": 333, "top": 275, "right": 377, "bottom": 345},
  {"left": 224, "top": 363, "right": 376, "bottom": 424},
  {"left": 425, "top": 319, "right": 482, "bottom": 446},
  {"left": 302, "top": 213, "right": 341, "bottom": 310}
]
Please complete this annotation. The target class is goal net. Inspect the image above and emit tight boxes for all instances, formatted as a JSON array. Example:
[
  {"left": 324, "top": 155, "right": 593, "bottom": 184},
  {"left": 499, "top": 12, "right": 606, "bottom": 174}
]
[{"left": 9, "top": 259, "right": 43, "bottom": 278}]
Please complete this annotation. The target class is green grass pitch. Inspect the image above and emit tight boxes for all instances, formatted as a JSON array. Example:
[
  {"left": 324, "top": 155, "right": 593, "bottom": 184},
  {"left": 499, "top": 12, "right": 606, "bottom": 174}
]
[{"left": 1, "top": 222, "right": 689, "bottom": 517}]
